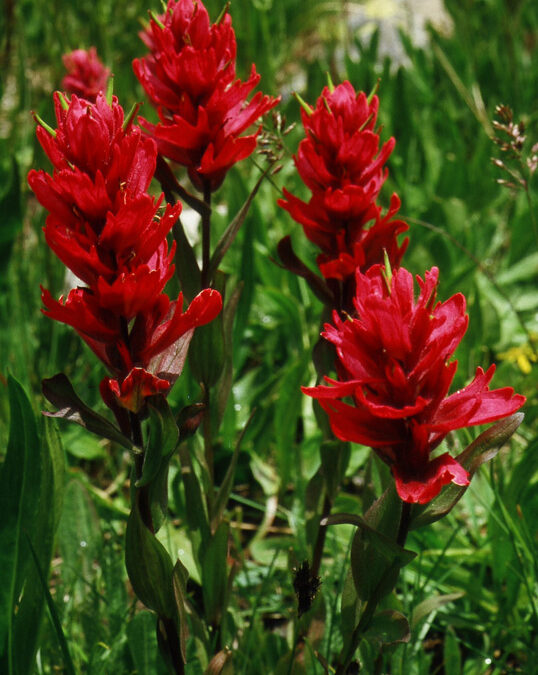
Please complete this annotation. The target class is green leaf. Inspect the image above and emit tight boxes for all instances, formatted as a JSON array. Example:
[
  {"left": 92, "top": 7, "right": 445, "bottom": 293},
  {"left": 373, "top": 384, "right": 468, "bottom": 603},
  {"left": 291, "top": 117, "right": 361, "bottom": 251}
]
[
  {"left": 58, "top": 479, "right": 102, "bottom": 587},
  {"left": 212, "top": 410, "right": 255, "bottom": 531},
  {"left": 201, "top": 521, "right": 230, "bottom": 625},
  {"left": 320, "top": 440, "right": 350, "bottom": 500},
  {"left": 340, "top": 569, "right": 361, "bottom": 657},
  {"left": 411, "top": 593, "right": 464, "bottom": 629},
  {"left": 363, "top": 610, "right": 411, "bottom": 647},
  {"left": 347, "top": 488, "right": 415, "bottom": 602},
  {"left": 216, "top": 282, "right": 243, "bottom": 425},
  {"left": 410, "top": 413, "right": 524, "bottom": 529},
  {"left": 443, "top": 626, "right": 462, "bottom": 675},
  {"left": 178, "top": 444, "right": 210, "bottom": 544},
  {"left": 208, "top": 166, "right": 270, "bottom": 280},
  {"left": 25, "top": 535, "right": 75, "bottom": 675},
  {"left": 0, "top": 150, "right": 21, "bottom": 283},
  {"left": 42, "top": 373, "right": 132, "bottom": 450},
  {"left": 137, "top": 396, "right": 179, "bottom": 489},
  {"left": 274, "top": 353, "right": 309, "bottom": 487},
  {"left": 12, "top": 417, "right": 66, "bottom": 675},
  {"left": 127, "top": 611, "right": 161, "bottom": 674},
  {"left": 125, "top": 498, "right": 175, "bottom": 618},
  {"left": 0, "top": 376, "right": 42, "bottom": 673},
  {"left": 172, "top": 559, "right": 190, "bottom": 664}
]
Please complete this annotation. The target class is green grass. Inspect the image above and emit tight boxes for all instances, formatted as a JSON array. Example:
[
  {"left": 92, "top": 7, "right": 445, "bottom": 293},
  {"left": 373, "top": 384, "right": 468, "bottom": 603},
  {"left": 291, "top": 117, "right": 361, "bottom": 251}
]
[{"left": 1, "top": 0, "right": 537, "bottom": 672}]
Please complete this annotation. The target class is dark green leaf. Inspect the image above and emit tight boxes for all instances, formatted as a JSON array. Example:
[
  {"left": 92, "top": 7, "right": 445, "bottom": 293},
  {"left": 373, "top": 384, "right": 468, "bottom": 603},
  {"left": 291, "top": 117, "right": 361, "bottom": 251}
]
[
  {"left": 363, "top": 610, "right": 410, "bottom": 647},
  {"left": 172, "top": 559, "right": 190, "bottom": 664},
  {"left": 201, "top": 521, "right": 230, "bottom": 625},
  {"left": 127, "top": 611, "right": 160, "bottom": 674},
  {"left": 0, "top": 376, "right": 41, "bottom": 672},
  {"left": 411, "top": 593, "right": 464, "bottom": 629},
  {"left": 410, "top": 414, "right": 524, "bottom": 529},
  {"left": 125, "top": 498, "right": 175, "bottom": 618},
  {"left": 212, "top": 410, "right": 255, "bottom": 531},
  {"left": 42, "top": 373, "right": 132, "bottom": 450},
  {"left": 208, "top": 166, "right": 270, "bottom": 280},
  {"left": 137, "top": 396, "right": 179, "bottom": 488},
  {"left": 443, "top": 626, "right": 462, "bottom": 675}
]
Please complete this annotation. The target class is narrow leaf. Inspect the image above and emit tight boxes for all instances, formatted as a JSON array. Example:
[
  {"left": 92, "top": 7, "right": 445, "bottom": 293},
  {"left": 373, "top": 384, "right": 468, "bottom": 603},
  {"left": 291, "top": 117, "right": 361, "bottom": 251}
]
[
  {"left": 363, "top": 610, "right": 410, "bottom": 647},
  {"left": 172, "top": 559, "right": 190, "bottom": 664},
  {"left": 276, "top": 236, "right": 333, "bottom": 305},
  {"left": 137, "top": 396, "right": 179, "bottom": 488},
  {"left": 208, "top": 166, "right": 270, "bottom": 279},
  {"left": 211, "top": 410, "right": 256, "bottom": 531},
  {"left": 201, "top": 521, "right": 229, "bottom": 625},
  {"left": 25, "top": 535, "right": 76, "bottom": 675},
  {"left": 411, "top": 593, "right": 464, "bottom": 629},
  {"left": 411, "top": 414, "right": 524, "bottom": 530},
  {"left": 42, "top": 373, "right": 132, "bottom": 450},
  {"left": 125, "top": 497, "right": 175, "bottom": 617},
  {"left": 0, "top": 376, "right": 41, "bottom": 672}
]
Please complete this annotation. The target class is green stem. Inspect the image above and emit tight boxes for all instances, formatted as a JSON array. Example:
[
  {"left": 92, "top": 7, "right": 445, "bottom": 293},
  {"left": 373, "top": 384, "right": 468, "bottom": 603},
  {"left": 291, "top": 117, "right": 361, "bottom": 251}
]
[
  {"left": 311, "top": 493, "right": 332, "bottom": 579},
  {"left": 201, "top": 180, "right": 212, "bottom": 288},
  {"left": 335, "top": 500, "right": 412, "bottom": 674}
]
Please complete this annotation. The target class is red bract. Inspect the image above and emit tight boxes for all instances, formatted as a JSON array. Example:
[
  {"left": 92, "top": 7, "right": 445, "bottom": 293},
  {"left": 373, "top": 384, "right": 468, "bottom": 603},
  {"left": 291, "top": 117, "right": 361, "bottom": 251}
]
[
  {"left": 303, "top": 265, "right": 525, "bottom": 504},
  {"left": 133, "top": 0, "right": 279, "bottom": 191},
  {"left": 278, "top": 82, "right": 407, "bottom": 283},
  {"left": 29, "top": 92, "right": 222, "bottom": 420},
  {"left": 62, "top": 47, "right": 110, "bottom": 101}
]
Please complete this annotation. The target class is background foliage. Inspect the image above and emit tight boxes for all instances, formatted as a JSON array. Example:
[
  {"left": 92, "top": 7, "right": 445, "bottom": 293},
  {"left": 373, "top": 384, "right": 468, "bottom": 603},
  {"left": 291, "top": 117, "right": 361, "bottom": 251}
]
[{"left": 1, "top": 0, "right": 537, "bottom": 673}]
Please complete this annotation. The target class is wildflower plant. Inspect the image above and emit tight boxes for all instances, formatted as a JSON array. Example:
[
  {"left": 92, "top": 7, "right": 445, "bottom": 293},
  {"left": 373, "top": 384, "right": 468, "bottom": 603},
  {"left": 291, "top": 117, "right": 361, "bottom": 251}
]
[{"left": 1, "top": 1, "right": 532, "bottom": 674}]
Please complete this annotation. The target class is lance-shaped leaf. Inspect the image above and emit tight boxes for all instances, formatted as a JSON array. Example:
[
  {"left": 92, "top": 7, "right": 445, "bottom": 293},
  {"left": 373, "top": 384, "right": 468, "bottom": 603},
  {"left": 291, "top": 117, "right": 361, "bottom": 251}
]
[
  {"left": 208, "top": 166, "right": 271, "bottom": 280},
  {"left": 178, "top": 444, "right": 210, "bottom": 544},
  {"left": 216, "top": 282, "right": 243, "bottom": 425},
  {"left": 201, "top": 521, "right": 229, "bottom": 626},
  {"left": 340, "top": 569, "right": 362, "bottom": 659},
  {"left": 0, "top": 376, "right": 41, "bottom": 672},
  {"left": 172, "top": 559, "right": 190, "bottom": 665},
  {"left": 125, "top": 495, "right": 175, "bottom": 618},
  {"left": 211, "top": 411, "right": 255, "bottom": 532},
  {"left": 410, "top": 413, "right": 524, "bottom": 530},
  {"left": 410, "top": 593, "right": 464, "bottom": 630},
  {"left": 276, "top": 236, "right": 333, "bottom": 306},
  {"left": 205, "top": 648, "right": 233, "bottom": 675},
  {"left": 320, "top": 439, "right": 350, "bottom": 500},
  {"left": 42, "top": 373, "right": 132, "bottom": 450},
  {"left": 322, "top": 487, "right": 415, "bottom": 602},
  {"left": 137, "top": 396, "right": 179, "bottom": 488},
  {"left": 362, "top": 610, "right": 410, "bottom": 647}
]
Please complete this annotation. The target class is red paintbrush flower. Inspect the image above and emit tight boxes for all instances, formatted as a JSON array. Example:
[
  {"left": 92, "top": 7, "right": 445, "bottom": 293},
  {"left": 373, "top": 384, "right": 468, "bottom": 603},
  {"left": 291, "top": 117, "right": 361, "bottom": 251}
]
[
  {"left": 62, "top": 47, "right": 111, "bottom": 101},
  {"left": 303, "top": 265, "right": 525, "bottom": 504},
  {"left": 133, "top": 0, "right": 279, "bottom": 191},
  {"left": 29, "top": 92, "right": 222, "bottom": 422},
  {"left": 278, "top": 81, "right": 407, "bottom": 285}
]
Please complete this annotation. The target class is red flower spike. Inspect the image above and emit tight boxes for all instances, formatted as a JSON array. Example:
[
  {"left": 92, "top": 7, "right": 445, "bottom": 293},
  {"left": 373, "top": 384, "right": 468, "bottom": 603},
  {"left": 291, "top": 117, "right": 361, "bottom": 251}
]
[
  {"left": 303, "top": 265, "right": 526, "bottom": 504},
  {"left": 62, "top": 47, "right": 111, "bottom": 102},
  {"left": 101, "top": 368, "right": 171, "bottom": 413},
  {"left": 278, "top": 81, "right": 407, "bottom": 286},
  {"left": 30, "top": 92, "right": 222, "bottom": 417},
  {"left": 133, "top": 0, "right": 279, "bottom": 191}
]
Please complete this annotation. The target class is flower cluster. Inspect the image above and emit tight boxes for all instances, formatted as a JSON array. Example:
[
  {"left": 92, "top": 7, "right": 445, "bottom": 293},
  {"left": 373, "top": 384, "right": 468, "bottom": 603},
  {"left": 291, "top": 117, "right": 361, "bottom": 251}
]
[
  {"left": 278, "top": 82, "right": 408, "bottom": 283},
  {"left": 62, "top": 47, "right": 111, "bottom": 101},
  {"left": 28, "top": 92, "right": 222, "bottom": 426},
  {"left": 133, "top": 0, "right": 279, "bottom": 192},
  {"left": 303, "top": 265, "right": 526, "bottom": 504}
]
